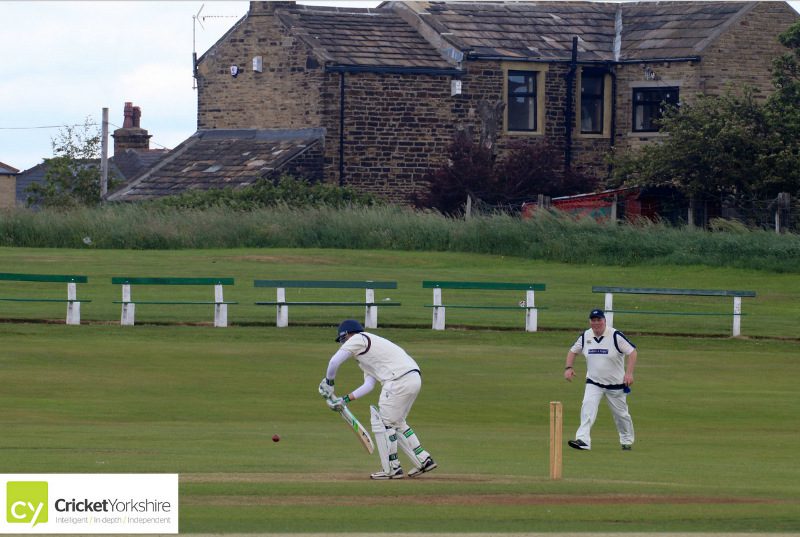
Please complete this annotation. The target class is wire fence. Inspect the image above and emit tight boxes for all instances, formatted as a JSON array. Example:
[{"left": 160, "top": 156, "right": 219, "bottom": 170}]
[{"left": 506, "top": 191, "right": 799, "bottom": 233}]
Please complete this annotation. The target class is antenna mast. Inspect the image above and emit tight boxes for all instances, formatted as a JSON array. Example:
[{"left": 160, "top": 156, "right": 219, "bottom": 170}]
[{"left": 192, "top": 4, "right": 205, "bottom": 90}]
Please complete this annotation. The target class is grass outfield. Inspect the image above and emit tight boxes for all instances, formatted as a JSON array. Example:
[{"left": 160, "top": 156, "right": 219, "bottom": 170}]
[
  {"left": 1, "top": 248, "right": 799, "bottom": 533},
  {"left": 1, "top": 323, "right": 798, "bottom": 533}
]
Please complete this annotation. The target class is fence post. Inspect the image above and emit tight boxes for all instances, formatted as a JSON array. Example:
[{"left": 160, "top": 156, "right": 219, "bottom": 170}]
[
  {"left": 364, "top": 286, "right": 377, "bottom": 329},
  {"left": 276, "top": 287, "right": 288, "bottom": 328},
  {"left": 524, "top": 289, "right": 537, "bottom": 332},
  {"left": 732, "top": 296, "right": 742, "bottom": 337},
  {"left": 66, "top": 281, "right": 80, "bottom": 325},
  {"left": 214, "top": 283, "right": 227, "bottom": 328},
  {"left": 121, "top": 283, "right": 135, "bottom": 326},
  {"left": 432, "top": 287, "right": 445, "bottom": 330},
  {"left": 604, "top": 292, "right": 614, "bottom": 327}
]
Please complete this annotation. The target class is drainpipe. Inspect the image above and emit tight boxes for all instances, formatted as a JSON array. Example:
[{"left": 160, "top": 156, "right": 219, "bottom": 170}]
[
  {"left": 564, "top": 36, "right": 578, "bottom": 170},
  {"left": 607, "top": 63, "right": 617, "bottom": 177},
  {"left": 339, "top": 72, "right": 346, "bottom": 186}
]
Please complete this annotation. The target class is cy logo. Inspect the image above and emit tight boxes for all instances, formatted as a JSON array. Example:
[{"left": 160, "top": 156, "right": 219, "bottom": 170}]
[{"left": 6, "top": 481, "right": 48, "bottom": 527}]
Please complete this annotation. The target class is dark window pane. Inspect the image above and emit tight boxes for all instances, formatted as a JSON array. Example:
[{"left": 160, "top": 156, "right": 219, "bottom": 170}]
[{"left": 508, "top": 70, "right": 537, "bottom": 131}]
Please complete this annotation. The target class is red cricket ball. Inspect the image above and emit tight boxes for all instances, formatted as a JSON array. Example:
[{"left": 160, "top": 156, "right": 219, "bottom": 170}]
[{"left": 272, "top": 434, "right": 281, "bottom": 442}]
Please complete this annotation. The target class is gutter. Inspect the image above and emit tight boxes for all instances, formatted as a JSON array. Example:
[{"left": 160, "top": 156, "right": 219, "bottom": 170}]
[
  {"left": 466, "top": 55, "right": 701, "bottom": 65},
  {"left": 326, "top": 65, "right": 463, "bottom": 76}
]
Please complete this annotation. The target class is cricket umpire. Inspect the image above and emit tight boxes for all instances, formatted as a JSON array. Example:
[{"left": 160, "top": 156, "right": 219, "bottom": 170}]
[
  {"left": 318, "top": 319, "right": 437, "bottom": 479},
  {"left": 564, "top": 309, "right": 638, "bottom": 451}
]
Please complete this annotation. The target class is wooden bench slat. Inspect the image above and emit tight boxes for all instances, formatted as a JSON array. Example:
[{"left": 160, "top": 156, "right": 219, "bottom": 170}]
[
  {"left": 113, "top": 301, "right": 238, "bottom": 305},
  {"left": 609, "top": 309, "right": 746, "bottom": 316},
  {"left": 0, "top": 298, "right": 91, "bottom": 303},
  {"left": 254, "top": 280, "right": 397, "bottom": 289},
  {"left": 592, "top": 286, "right": 756, "bottom": 297},
  {"left": 424, "top": 304, "right": 539, "bottom": 310},
  {"left": 256, "top": 301, "right": 400, "bottom": 306},
  {"left": 0, "top": 273, "right": 88, "bottom": 283},
  {"left": 112, "top": 277, "right": 234, "bottom": 285},
  {"left": 423, "top": 281, "right": 545, "bottom": 291}
]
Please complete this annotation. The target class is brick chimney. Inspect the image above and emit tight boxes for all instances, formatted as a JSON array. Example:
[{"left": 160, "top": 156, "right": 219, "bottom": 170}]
[{"left": 113, "top": 102, "right": 152, "bottom": 154}]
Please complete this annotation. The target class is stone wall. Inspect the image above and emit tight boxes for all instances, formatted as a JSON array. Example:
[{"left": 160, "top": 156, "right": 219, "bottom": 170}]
[
  {"left": 195, "top": 2, "right": 326, "bottom": 130},
  {"left": 0, "top": 175, "right": 16, "bottom": 208}
]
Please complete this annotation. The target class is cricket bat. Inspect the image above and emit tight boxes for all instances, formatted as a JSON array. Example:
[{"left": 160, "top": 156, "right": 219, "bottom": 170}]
[{"left": 338, "top": 404, "right": 375, "bottom": 454}]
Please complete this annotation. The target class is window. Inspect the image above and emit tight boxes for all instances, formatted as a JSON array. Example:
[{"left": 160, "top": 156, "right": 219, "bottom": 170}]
[
  {"left": 632, "top": 87, "right": 679, "bottom": 132},
  {"left": 507, "top": 70, "right": 537, "bottom": 132},
  {"left": 580, "top": 70, "right": 605, "bottom": 134}
]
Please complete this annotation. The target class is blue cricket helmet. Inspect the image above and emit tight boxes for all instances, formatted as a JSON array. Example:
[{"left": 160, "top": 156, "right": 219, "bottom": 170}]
[{"left": 336, "top": 319, "right": 364, "bottom": 342}]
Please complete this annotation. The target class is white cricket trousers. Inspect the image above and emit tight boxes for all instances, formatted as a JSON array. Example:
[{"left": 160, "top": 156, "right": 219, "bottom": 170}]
[
  {"left": 377, "top": 370, "right": 421, "bottom": 429},
  {"left": 575, "top": 382, "right": 634, "bottom": 448}
]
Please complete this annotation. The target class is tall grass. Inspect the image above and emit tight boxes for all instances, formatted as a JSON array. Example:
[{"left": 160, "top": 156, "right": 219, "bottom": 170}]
[{"left": 1, "top": 204, "right": 799, "bottom": 272}]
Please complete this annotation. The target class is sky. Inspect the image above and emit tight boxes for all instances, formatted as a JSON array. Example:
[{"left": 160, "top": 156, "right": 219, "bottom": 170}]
[
  {"left": 1, "top": 1, "right": 798, "bottom": 173},
  {"left": 0, "top": 1, "right": 378, "bottom": 172}
]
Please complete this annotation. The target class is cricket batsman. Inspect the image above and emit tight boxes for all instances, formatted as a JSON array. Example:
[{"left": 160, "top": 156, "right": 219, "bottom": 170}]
[{"left": 319, "top": 319, "right": 437, "bottom": 480}]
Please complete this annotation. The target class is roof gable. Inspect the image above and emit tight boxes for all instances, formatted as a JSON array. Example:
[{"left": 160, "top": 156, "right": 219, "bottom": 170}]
[
  {"left": 277, "top": 5, "right": 454, "bottom": 69},
  {"left": 621, "top": 2, "right": 754, "bottom": 60}
]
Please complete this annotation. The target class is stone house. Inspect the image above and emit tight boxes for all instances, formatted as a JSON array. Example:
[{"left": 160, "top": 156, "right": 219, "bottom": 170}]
[
  {"left": 147, "top": 1, "right": 798, "bottom": 204},
  {"left": 0, "top": 162, "right": 19, "bottom": 208}
]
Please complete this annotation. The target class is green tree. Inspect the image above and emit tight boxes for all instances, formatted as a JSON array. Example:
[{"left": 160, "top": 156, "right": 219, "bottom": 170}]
[
  {"left": 26, "top": 118, "right": 107, "bottom": 208},
  {"left": 610, "top": 19, "right": 800, "bottom": 200}
]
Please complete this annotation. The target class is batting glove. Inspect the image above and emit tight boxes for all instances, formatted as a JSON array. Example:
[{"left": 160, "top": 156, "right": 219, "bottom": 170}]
[
  {"left": 326, "top": 396, "right": 345, "bottom": 412},
  {"left": 318, "top": 377, "right": 335, "bottom": 399}
]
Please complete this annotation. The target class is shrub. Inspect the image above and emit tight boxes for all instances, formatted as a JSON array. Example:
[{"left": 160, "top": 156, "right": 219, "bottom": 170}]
[
  {"left": 415, "top": 135, "right": 596, "bottom": 214},
  {"left": 151, "top": 175, "right": 381, "bottom": 210}
]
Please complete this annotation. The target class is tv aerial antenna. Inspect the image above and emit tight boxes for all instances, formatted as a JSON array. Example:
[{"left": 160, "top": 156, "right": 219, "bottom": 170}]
[
  {"left": 192, "top": 4, "right": 241, "bottom": 89},
  {"left": 192, "top": 4, "right": 205, "bottom": 89}
]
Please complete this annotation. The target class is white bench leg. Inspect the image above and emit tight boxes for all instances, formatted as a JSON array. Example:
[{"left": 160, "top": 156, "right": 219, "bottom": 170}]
[
  {"left": 66, "top": 282, "right": 80, "bottom": 325},
  {"left": 525, "top": 289, "right": 537, "bottom": 332},
  {"left": 214, "top": 284, "right": 227, "bottom": 328},
  {"left": 121, "top": 284, "right": 135, "bottom": 326},
  {"left": 276, "top": 287, "right": 288, "bottom": 328},
  {"left": 432, "top": 288, "right": 445, "bottom": 330},
  {"left": 732, "top": 296, "right": 742, "bottom": 337},
  {"left": 604, "top": 292, "right": 614, "bottom": 327},
  {"left": 365, "top": 288, "right": 377, "bottom": 329}
]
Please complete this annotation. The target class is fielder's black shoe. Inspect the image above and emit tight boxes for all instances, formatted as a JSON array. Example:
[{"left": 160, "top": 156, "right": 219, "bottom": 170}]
[
  {"left": 408, "top": 457, "right": 438, "bottom": 478},
  {"left": 568, "top": 439, "right": 590, "bottom": 450},
  {"left": 621, "top": 444, "right": 633, "bottom": 451}
]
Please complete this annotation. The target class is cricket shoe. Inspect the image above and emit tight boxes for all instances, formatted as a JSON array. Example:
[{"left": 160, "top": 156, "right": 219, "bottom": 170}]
[
  {"left": 621, "top": 444, "right": 633, "bottom": 451},
  {"left": 370, "top": 467, "right": 404, "bottom": 480},
  {"left": 407, "top": 457, "right": 438, "bottom": 478},
  {"left": 568, "top": 439, "right": 590, "bottom": 450}
]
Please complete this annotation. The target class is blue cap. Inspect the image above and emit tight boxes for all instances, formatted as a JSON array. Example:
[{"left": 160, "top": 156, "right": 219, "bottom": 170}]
[
  {"left": 336, "top": 319, "right": 364, "bottom": 342},
  {"left": 589, "top": 309, "right": 605, "bottom": 319}
]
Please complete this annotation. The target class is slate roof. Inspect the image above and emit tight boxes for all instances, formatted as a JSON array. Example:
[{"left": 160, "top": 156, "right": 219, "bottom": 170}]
[
  {"left": 268, "top": 1, "right": 774, "bottom": 66},
  {"left": 106, "top": 129, "right": 324, "bottom": 202},
  {"left": 112, "top": 148, "right": 169, "bottom": 182},
  {"left": 414, "top": 1, "right": 758, "bottom": 62},
  {"left": 417, "top": 1, "right": 617, "bottom": 61},
  {"left": 277, "top": 5, "right": 454, "bottom": 69},
  {"left": 620, "top": 2, "right": 751, "bottom": 60},
  {"left": 0, "top": 161, "right": 19, "bottom": 174}
]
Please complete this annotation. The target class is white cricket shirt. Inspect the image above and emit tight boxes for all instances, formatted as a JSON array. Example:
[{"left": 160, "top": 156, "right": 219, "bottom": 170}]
[
  {"left": 570, "top": 326, "right": 636, "bottom": 385},
  {"left": 332, "top": 332, "right": 420, "bottom": 384}
]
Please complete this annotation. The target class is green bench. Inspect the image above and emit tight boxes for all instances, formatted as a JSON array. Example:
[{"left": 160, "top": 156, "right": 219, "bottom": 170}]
[
  {"left": 112, "top": 277, "right": 237, "bottom": 327},
  {"left": 0, "top": 272, "right": 90, "bottom": 325},
  {"left": 422, "top": 280, "right": 546, "bottom": 332},
  {"left": 592, "top": 286, "right": 757, "bottom": 336},
  {"left": 254, "top": 280, "right": 400, "bottom": 328}
]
